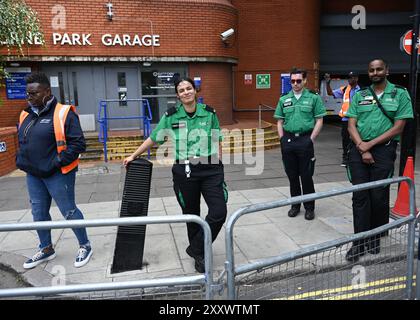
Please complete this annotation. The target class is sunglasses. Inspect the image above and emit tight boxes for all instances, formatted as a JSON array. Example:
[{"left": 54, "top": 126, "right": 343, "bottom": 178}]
[{"left": 290, "top": 79, "right": 303, "bottom": 84}]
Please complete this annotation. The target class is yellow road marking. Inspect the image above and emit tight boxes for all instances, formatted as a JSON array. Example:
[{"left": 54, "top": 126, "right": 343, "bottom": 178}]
[
  {"left": 275, "top": 275, "right": 416, "bottom": 300},
  {"left": 320, "top": 284, "right": 407, "bottom": 300}
]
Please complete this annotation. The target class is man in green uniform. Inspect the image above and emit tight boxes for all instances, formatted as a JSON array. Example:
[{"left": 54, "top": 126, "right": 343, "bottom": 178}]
[
  {"left": 124, "top": 78, "right": 227, "bottom": 273},
  {"left": 274, "top": 68, "right": 327, "bottom": 220},
  {"left": 345, "top": 58, "right": 414, "bottom": 262}
]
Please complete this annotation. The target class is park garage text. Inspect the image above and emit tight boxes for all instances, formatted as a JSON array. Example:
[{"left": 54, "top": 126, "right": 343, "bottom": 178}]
[{"left": 52, "top": 33, "right": 160, "bottom": 47}]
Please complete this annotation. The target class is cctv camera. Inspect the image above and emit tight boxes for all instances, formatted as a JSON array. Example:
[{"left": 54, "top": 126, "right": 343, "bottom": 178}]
[{"left": 220, "top": 28, "right": 234, "bottom": 41}]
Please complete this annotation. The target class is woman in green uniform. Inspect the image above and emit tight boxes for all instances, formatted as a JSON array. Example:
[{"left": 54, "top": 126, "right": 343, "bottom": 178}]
[{"left": 123, "top": 78, "right": 227, "bottom": 273}]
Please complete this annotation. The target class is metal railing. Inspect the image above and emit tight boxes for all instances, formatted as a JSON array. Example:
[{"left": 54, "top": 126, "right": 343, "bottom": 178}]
[
  {"left": 0, "top": 215, "right": 215, "bottom": 300},
  {"left": 225, "top": 177, "right": 418, "bottom": 300},
  {"left": 97, "top": 99, "right": 153, "bottom": 162},
  {"left": 258, "top": 103, "right": 276, "bottom": 128}
]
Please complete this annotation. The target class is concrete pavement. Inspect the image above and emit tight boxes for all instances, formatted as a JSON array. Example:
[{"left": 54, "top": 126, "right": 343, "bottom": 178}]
[{"left": 0, "top": 123, "right": 419, "bottom": 298}]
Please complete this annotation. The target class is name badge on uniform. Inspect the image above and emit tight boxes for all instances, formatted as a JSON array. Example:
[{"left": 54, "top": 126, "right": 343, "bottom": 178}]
[
  {"left": 358, "top": 100, "right": 373, "bottom": 106},
  {"left": 283, "top": 101, "right": 293, "bottom": 107},
  {"left": 172, "top": 121, "right": 186, "bottom": 129},
  {"left": 40, "top": 119, "right": 51, "bottom": 124}
]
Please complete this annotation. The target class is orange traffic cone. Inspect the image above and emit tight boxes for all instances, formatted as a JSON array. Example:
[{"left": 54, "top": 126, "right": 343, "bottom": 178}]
[{"left": 391, "top": 156, "right": 418, "bottom": 218}]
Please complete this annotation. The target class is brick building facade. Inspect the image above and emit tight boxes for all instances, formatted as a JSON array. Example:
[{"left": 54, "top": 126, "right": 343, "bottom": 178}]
[{"left": 0, "top": 0, "right": 414, "bottom": 175}]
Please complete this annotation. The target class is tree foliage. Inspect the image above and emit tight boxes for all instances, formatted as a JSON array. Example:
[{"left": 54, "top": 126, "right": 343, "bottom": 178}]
[
  {"left": 0, "top": 0, "right": 44, "bottom": 79},
  {"left": 0, "top": 0, "right": 44, "bottom": 52}
]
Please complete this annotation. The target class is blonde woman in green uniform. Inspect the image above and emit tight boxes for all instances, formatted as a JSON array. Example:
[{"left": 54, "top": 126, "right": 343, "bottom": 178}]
[
  {"left": 123, "top": 78, "right": 227, "bottom": 273},
  {"left": 274, "top": 68, "right": 326, "bottom": 220},
  {"left": 345, "top": 59, "right": 414, "bottom": 262}
]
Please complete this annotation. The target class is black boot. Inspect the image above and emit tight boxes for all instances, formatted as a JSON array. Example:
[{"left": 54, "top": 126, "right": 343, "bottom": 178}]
[
  {"left": 304, "top": 209, "right": 315, "bottom": 220},
  {"left": 345, "top": 241, "right": 366, "bottom": 262},
  {"left": 186, "top": 246, "right": 205, "bottom": 273},
  {"left": 288, "top": 206, "right": 300, "bottom": 217},
  {"left": 366, "top": 236, "right": 381, "bottom": 254}
]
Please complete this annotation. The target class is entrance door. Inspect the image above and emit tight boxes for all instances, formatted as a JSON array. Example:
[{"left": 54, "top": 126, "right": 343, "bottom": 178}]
[
  {"left": 141, "top": 66, "right": 187, "bottom": 128},
  {"left": 104, "top": 67, "right": 141, "bottom": 130},
  {"left": 41, "top": 64, "right": 97, "bottom": 130},
  {"left": 42, "top": 65, "right": 95, "bottom": 113}
]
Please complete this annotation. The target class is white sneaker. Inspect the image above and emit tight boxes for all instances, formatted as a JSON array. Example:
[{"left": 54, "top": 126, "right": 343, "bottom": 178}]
[
  {"left": 74, "top": 246, "right": 93, "bottom": 268},
  {"left": 23, "top": 248, "right": 56, "bottom": 269}
]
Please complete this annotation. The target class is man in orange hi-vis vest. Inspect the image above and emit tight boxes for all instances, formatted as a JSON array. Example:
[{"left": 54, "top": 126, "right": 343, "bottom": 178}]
[
  {"left": 324, "top": 72, "right": 360, "bottom": 167},
  {"left": 16, "top": 72, "right": 93, "bottom": 270}
]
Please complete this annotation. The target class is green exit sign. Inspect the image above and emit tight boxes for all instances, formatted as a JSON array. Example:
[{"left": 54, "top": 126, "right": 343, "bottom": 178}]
[{"left": 256, "top": 74, "right": 270, "bottom": 89}]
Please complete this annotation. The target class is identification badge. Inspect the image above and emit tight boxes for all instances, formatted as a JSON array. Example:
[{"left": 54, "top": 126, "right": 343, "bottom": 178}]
[
  {"left": 283, "top": 101, "right": 293, "bottom": 107},
  {"left": 40, "top": 119, "right": 51, "bottom": 124},
  {"left": 358, "top": 100, "right": 373, "bottom": 105},
  {"left": 171, "top": 122, "right": 186, "bottom": 129}
]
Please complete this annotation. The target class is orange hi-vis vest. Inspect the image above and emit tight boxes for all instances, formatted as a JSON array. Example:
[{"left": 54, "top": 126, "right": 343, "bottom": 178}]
[
  {"left": 19, "top": 103, "right": 80, "bottom": 174},
  {"left": 339, "top": 84, "right": 352, "bottom": 118}
]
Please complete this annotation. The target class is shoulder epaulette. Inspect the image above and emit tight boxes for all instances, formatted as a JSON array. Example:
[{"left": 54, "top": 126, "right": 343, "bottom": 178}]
[
  {"left": 165, "top": 106, "right": 177, "bottom": 116},
  {"left": 391, "top": 85, "right": 407, "bottom": 98},
  {"left": 204, "top": 105, "right": 216, "bottom": 113},
  {"left": 308, "top": 89, "right": 319, "bottom": 95},
  {"left": 394, "top": 84, "right": 407, "bottom": 91}
]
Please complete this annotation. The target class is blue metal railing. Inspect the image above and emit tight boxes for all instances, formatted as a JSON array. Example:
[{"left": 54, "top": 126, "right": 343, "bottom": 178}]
[{"left": 97, "top": 99, "right": 152, "bottom": 162}]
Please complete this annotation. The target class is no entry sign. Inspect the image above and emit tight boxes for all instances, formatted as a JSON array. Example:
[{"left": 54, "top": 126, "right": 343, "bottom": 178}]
[{"left": 401, "top": 30, "right": 420, "bottom": 55}]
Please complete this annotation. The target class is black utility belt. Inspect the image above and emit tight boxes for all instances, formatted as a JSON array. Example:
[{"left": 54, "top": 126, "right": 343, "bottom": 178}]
[
  {"left": 175, "top": 155, "right": 221, "bottom": 165},
  {"left": 284, "top": 130, "right": 312, "bottom": 137}
]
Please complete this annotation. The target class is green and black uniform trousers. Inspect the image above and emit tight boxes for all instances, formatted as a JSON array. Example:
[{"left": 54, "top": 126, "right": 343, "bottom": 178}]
[
  {"left": 172, "top": 159, "right": 228, "bottom": 257},
  {"left": 281, "top": 131, "right": 316, "bottom": 210},
  {"left": 347, "top": 140, "right": 397, "bottom": 246}
]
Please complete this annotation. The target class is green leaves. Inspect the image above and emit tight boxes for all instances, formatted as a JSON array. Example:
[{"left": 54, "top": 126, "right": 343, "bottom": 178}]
[{"left": 0, "top": 0, "right": 45, "bottom": 55}]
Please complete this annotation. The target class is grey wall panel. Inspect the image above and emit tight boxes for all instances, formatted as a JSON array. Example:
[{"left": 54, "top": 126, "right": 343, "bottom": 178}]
[{"left": 320, "top": 25, "right": 412, "bottom": 74}]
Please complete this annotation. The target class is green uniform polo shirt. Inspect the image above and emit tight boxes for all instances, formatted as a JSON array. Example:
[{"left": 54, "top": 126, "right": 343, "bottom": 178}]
[
  {"left": 346, "top": 81, "right": 414, "bottom": 141},
  {"left": 149, "top": 103, "right": 222, "bottom": 160},
  {"left": 274, "top": 88, "right": 327, "bottom": 133}
]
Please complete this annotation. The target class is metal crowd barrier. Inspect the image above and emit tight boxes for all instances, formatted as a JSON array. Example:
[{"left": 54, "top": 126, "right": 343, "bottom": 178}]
[
  {"left": 225, "top": 177, "right": 418, "bottom": 300},
  {"left": 97, "top": 98, "right": 152, "bottom": 162},
  {"left": 0, "top": 215, "right": 215, "bottom": 300}
]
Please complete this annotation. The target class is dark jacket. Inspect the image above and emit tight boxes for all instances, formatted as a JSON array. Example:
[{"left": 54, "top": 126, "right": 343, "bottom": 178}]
[{"left": 16, "top": 97, "right": 86, "bottom": 178}]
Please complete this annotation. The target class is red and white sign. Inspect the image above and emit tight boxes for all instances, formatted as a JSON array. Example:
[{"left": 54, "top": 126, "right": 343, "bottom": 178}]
[
  {"left": 244, "top": 74, "right": 252, "bottom": 85},
  {"left": 402, "top": 30, "right": 420, "bottom": 55}
]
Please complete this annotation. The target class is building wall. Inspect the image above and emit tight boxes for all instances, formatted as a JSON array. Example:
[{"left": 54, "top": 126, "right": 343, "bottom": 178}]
[
  {"left": 1, "top": 0, "right": 239, "bottom": 128},
  {"left": 0, "top": 63, "right": 39, "bottom": 128},
  {"left": 189, "top": 62, "right": 233, "bottom": 124},
  {"left": 232, "top": 0, "right": 321, "bottom": 119},
  {"left": 8, "top": 0, "right": 238, "bottom": 59},
  {"left": 0, "top": 127, "right": 18, "bottom": 176}
]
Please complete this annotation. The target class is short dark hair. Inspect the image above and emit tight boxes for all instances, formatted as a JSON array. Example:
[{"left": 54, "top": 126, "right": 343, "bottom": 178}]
[
  {"left": 25, "top": 72, "right": 51, "bottom": 88},
  {"left": 369, "top": 58, "right": 388, "bottom": 69},
  {"left": 290, "top": 67, "right": 307, "bottom": 78},
  {"left": 174, "top": 77, "right": 196, "bottom": 94}
]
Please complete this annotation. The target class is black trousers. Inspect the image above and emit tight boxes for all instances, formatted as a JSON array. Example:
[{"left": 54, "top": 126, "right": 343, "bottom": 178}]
[
  {"left": 172, "top": 162, "right": 227, "bottom": 257},
  {"left": 347, "top": 141, "right": 397, "bottom": 235},
  {"left": 281, "top": 132, "right": 316, "bottom": 210},
  {"left": 341, "top": 121, "right": 351, "bottom": 162}
]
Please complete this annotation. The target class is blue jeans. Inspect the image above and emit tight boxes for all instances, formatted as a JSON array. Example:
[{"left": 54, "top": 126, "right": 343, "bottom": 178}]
[{"left": 26, "top": 170, "right": 89, "bottom": 250}]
